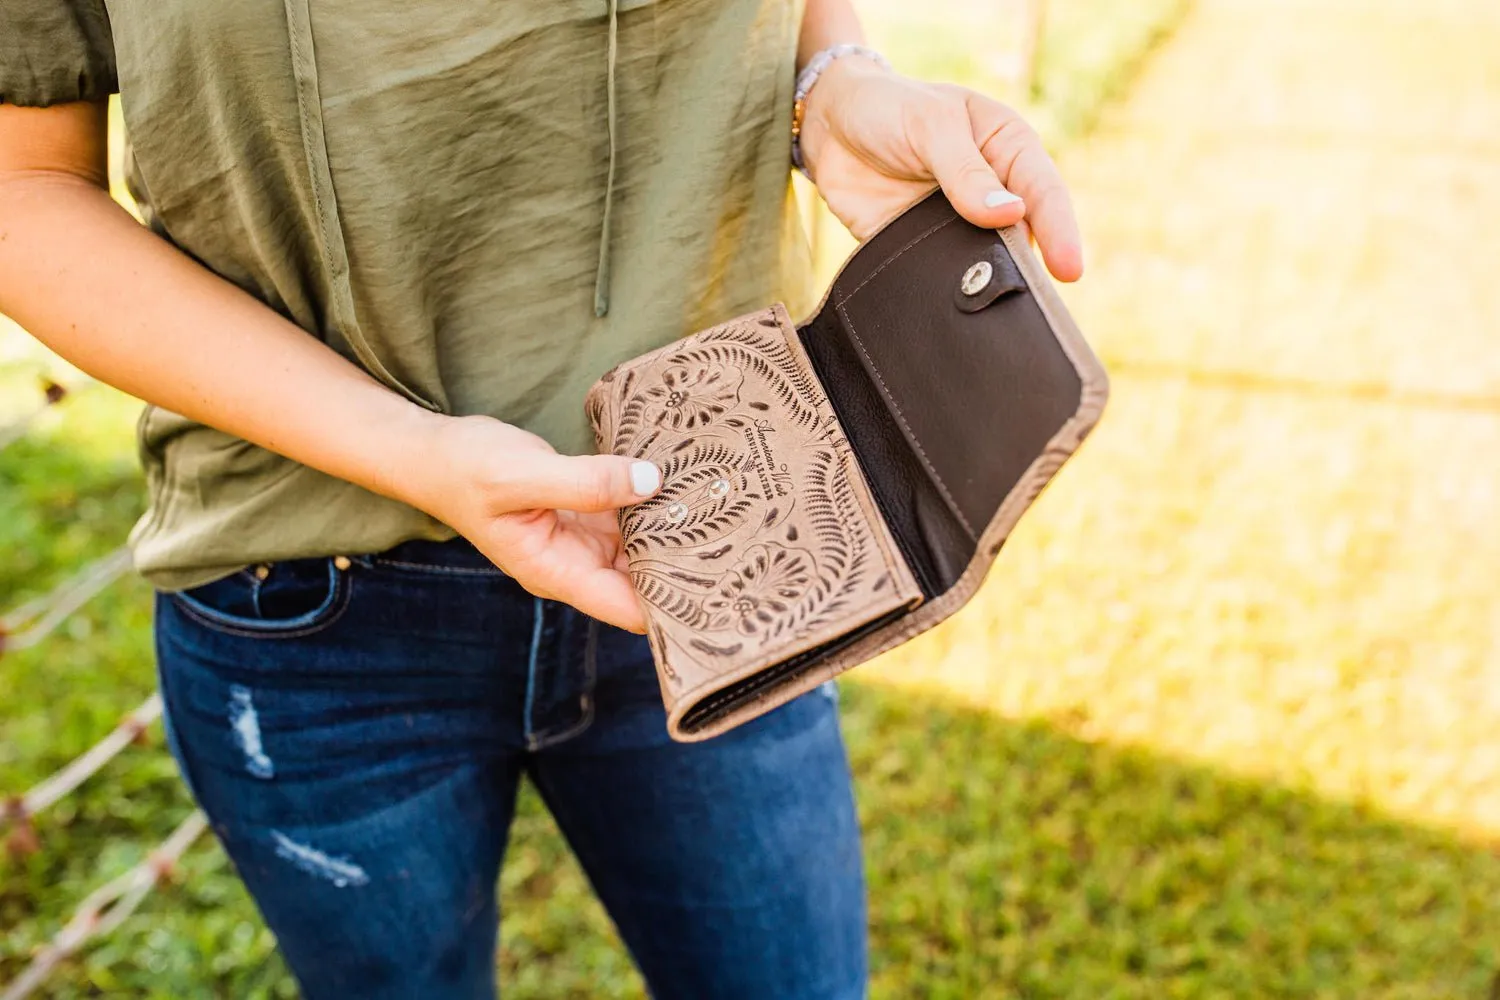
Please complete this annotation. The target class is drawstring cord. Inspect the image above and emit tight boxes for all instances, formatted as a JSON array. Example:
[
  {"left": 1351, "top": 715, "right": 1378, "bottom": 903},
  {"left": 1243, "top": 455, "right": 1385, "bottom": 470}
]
[{"left": 594, "top": 0, "right": 620, "bottom": 317}]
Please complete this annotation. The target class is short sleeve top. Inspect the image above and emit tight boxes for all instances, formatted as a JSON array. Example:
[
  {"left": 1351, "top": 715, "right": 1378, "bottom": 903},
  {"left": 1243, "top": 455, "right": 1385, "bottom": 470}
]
[
  {"left": 0, "top": 0, "right": 117, "bottom": 106},
  {"left": 1, "top": 0, "right": 814, "bottom": 589}
]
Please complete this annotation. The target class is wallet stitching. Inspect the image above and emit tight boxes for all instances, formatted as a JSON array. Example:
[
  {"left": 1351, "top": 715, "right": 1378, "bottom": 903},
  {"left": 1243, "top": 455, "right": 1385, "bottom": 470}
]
[
  {"left": 1000, "top": 228, "right": 1105, "bottom": 403},
  {"left": 828, "top": 209, "right": 978, "bottom": 538},
  {"left": 588, "top": 199, "right": 1108, "bottom": 742},
  {"left": 835, "top": 300, "right": 979, "bottom": 540},
  {"left": 833, "top": 213, "right": 959, "bottom": 310}
]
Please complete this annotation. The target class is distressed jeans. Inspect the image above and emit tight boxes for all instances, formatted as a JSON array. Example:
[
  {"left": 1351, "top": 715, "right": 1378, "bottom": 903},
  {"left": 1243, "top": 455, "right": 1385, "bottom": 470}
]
[{"left": 154, "top": 538, "right": 867, "bottom": 999}]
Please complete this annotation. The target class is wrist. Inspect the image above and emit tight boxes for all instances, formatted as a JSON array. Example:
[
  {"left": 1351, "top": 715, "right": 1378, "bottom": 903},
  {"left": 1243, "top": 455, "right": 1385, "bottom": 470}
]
[
  {"left": 368, "top": 406, "right": 471, "bottom": 518},
  {"left": 397, "top": 412, "right": 573, "bottom": 525},
  {"left": 795, "top": 51, "right": 891, "bottom": 178}
]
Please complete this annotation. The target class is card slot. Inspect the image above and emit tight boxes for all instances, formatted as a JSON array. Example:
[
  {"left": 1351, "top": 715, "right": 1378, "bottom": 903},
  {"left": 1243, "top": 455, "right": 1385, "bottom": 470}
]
[
  {"left": 798, "top": 306, "right": 973, "bottom": 598},
  {"left": 835, "top": 297, "right": 980, "bottom": 540},
  {"left": 677, "top": 605, "right": 909, "bottom": 734},
  {"left": 823, "top": 208, "right": 989, "bottom": 542}
]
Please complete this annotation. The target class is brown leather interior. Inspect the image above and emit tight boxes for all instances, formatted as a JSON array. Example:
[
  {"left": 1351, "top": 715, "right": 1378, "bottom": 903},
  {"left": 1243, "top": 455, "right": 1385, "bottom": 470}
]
[{"left": 798, "top": 191, "right": 1087, "bottom": 602}]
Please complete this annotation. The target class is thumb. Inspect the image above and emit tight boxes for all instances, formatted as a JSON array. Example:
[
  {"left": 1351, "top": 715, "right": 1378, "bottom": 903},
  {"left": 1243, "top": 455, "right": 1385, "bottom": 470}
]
[
  {"left": 499, "top": 453, "right": 662, "bottom": 513},
  {"left": 922, "top": 103, "right": 1027, "bottom": 230}
]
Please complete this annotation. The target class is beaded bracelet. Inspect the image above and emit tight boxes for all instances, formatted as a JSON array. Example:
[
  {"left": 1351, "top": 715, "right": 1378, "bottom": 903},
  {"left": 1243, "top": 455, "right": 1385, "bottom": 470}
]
[{"left": 791, "top": 43, "right": 891, "bottom": 173}]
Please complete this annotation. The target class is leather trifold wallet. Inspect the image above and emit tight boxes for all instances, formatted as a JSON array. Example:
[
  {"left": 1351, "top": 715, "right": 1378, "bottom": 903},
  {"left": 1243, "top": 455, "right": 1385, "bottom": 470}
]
[{"left": 586, "top": 191, "right": 1108, "bottom": 742}]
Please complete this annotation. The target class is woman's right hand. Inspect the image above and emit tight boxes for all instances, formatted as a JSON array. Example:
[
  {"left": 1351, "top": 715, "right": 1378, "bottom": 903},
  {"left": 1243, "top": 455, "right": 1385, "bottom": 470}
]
[{"left": 402, "top": 414, "right": 661, "bottom": 633}]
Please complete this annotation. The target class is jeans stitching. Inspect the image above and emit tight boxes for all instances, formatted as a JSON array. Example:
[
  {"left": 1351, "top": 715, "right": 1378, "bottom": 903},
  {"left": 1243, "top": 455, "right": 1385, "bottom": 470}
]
[
  {"left": 523, "top": 598, "right": 545, "bottom": 750},
  {"left": 366, "top": 557, "right": 508, "bottom": 577},
  {"left": 530, "top": 617, "right": 599, "bottom": 751}
]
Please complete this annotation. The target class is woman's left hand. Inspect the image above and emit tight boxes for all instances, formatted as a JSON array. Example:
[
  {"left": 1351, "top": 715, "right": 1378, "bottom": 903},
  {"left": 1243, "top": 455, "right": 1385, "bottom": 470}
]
[{"left": 798, "top": 56, "right": 1084, "bottom": 283}]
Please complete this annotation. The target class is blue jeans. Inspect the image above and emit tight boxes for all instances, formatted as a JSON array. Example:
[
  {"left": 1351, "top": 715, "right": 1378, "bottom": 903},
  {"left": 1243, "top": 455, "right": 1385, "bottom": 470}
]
[{"left": 155, "top": 538, "right": 866, "bottom": 999}]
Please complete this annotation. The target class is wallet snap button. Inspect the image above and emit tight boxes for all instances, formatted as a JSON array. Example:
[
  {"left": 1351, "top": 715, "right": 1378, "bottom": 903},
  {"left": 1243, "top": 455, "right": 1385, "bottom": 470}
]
[
  {"left": 954, "top": 247, "right": 1028, "bottom": 313},
  {"left": 960, "top": 260, "right": 993, "bottom": 296}
]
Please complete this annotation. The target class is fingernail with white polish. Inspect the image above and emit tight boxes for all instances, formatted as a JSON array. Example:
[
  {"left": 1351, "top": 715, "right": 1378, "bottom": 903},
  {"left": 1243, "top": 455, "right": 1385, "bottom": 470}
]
[
  {"left": 985, "top": 189, "right": 1022, "bottom": 208},
  {"left": 630, "top": 461, "right": 661, "bottom": 496}
]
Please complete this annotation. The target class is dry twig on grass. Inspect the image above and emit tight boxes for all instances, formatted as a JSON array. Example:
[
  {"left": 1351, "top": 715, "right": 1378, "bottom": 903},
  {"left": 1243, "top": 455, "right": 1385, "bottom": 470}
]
[
  {"left": 0, "top": 811, "right": 209, "bottom": 1000},
  {"left": 1, "top": 693, "right": 162, "bottom": 848},
  {"left": 0, "top": 547, "right": 133, "bottom": 655}
]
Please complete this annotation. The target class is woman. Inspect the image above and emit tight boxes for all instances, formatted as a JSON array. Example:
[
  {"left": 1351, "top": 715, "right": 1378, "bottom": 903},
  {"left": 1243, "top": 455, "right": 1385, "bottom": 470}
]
[{"left": 0, "top": 1, "right": 1081, "bottom": 996}]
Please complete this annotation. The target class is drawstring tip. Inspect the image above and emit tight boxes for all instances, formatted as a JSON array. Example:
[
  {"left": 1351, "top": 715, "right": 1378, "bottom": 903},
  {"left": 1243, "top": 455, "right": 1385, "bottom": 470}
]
[{"left": 594, "top": 229, "right": 612, "bottom": 317}]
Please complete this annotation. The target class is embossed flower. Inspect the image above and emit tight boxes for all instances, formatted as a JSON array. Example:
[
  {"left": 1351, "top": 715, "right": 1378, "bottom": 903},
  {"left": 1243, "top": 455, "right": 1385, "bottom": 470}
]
[
  {"left": 705, "top": 543, "right": 814, "bottom": 637},
  {"left": 643, "top": 363, "right": 741, "bottom": 430}
]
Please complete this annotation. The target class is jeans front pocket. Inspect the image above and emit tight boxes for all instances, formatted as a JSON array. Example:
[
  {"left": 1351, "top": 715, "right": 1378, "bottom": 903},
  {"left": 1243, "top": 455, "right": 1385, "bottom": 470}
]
[{"left": 170, "top": 558, "right": 350, "bottom": 639}]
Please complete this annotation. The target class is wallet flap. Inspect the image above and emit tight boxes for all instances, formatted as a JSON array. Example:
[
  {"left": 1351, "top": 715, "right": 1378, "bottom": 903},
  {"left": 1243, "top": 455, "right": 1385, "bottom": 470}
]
[{"left": 586, "top": 305, "right": 923, "bottom": 737}]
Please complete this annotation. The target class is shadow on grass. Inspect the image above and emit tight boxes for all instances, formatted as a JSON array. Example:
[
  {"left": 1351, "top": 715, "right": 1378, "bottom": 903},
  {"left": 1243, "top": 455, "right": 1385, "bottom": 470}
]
[
  {"left": 5, "top": 657, "right": 1497, "bottom": 999},
  {"left": 838, "top": 681, "right": 1500, "bottom": 1000}
]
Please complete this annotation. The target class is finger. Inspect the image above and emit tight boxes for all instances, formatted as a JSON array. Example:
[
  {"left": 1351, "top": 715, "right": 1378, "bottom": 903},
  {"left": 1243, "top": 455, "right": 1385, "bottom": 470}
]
[
  {"left": 488, "top": 512, "right": 646, "bottom": 631},
  {"left": 561, "top": 509, "right": 632, "bottom": 573},
  {"left": 573, "top": 509, "right": 627, "bottom": 549},
  {"left": 917, "top": 94, "right": 1028, "bottom": 232},
  {"left": 971, "top": 99, "right": 1084, "bottom": 281},
  {"left": 527, "top": 564, "right": 646, "bottom": 633},
  {"left": 558, "top": 566, "right": 647, "bottom": 633},
  {"left": 499, "top": 453, "right": 662, "bottom": 513},
  {"left": 568, "top": 511, "right": 640, "bottom": 614}
]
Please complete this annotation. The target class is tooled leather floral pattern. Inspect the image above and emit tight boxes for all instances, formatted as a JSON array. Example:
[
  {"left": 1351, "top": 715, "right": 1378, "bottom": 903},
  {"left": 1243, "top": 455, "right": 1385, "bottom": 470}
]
[
  {"left": 702, "top": 543, "right": 814, "bottom": 636},
  {"left": 585, "top": 307, "right": 915, "bottom": 685},
  {"left": 640, "top": 363, "right": 742, "bottom": 431}
]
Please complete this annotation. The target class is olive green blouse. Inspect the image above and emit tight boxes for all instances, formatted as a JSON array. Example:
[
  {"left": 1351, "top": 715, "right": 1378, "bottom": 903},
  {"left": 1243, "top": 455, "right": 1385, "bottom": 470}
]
[{"left": 1, "top": 0, "right": 815, "bottom": 590}]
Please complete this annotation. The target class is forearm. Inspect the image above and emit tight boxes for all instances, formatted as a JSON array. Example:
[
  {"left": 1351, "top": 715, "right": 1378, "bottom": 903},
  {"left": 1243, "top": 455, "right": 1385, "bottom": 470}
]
[
  {"left": 797, "top": 0, "right": 866, "bottom": 68},
  {"left": 0, "top": 171, "right": 447, "bottom": 514}
]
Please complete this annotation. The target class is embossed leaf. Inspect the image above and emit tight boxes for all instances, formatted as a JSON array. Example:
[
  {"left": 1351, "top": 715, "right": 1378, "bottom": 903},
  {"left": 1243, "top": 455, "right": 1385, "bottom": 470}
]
[
  {"left": 703, "top": 542, "right": 816, "bottom": 638},
  {"left": 641, "top": 363, "right": 743, "bottom": 431}
]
